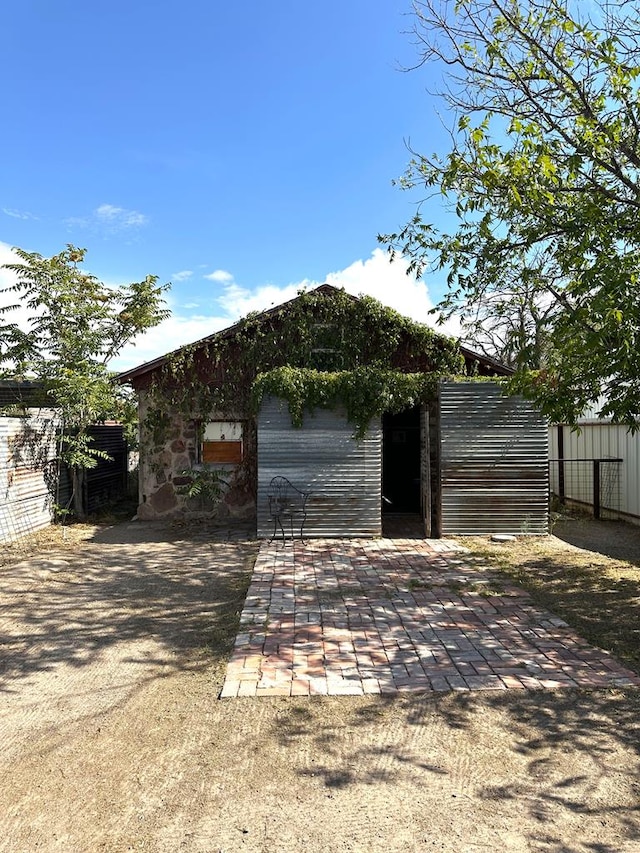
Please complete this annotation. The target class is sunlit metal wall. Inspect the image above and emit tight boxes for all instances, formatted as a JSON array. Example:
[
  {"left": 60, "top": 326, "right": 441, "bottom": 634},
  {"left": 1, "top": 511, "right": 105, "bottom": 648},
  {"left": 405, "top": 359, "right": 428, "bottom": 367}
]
[
  {"left": 550, "top": 422, "right": 639, "bottom": 523},
  {"left": 440, "top": 382, "right": 549, "bottom": 535},
  {"left": 0, "top": 411, "right": 59, "bottom": 542}
]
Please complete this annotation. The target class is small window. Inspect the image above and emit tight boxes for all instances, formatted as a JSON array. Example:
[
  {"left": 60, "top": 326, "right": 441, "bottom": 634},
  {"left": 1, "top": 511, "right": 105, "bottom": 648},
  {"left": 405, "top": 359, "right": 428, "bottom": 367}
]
[
  {"left": 310, "top": 323, "right": 343, "bottom": 371},
  {"left": 201, "top": 421, "right": 243, "bottom": 464}
]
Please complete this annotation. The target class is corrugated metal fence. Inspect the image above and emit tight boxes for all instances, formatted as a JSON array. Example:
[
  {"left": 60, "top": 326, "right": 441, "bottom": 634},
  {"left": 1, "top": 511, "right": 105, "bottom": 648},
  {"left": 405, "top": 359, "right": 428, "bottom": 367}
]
[
  {"left": 1, "top": 417, "right": 129, "bottom": 542},
  {"left": 0, "top": 411, "right": 59, "bottom": 542},
  {"left": 257, "top": 396, "right": 381, "bottom": 538},
  {"left": 440, "top": 383, "right": 548, "bottom": 535},
  {"left": 57, "top": 424, "right": 128, "bottom": 515}
]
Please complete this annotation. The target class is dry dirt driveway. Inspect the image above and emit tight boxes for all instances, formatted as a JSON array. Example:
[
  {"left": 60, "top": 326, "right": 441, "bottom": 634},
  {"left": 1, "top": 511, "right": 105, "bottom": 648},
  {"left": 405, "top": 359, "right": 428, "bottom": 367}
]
[{"left": 1, "top": 520, "right": 639, "bottom": 853}]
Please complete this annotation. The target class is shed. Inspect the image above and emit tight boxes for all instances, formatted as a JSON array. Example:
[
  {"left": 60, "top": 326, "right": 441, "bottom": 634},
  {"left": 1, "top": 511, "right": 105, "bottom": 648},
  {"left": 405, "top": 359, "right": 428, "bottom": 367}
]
[{"left": 119, "top": 285, "right": 548, "bottom": 537}]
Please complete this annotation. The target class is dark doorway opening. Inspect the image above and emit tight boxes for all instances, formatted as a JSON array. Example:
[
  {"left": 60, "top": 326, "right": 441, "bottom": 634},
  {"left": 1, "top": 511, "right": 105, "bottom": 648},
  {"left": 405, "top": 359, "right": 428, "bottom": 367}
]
[{"left": 382, "top": 406, "right": 421, "bottom": 514}]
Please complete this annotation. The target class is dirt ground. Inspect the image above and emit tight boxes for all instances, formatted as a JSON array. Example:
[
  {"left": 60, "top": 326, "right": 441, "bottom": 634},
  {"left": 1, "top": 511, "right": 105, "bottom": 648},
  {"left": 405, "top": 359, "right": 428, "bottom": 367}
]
[{"left": 1, "top": 518, "right": 639, "bottom": 853}]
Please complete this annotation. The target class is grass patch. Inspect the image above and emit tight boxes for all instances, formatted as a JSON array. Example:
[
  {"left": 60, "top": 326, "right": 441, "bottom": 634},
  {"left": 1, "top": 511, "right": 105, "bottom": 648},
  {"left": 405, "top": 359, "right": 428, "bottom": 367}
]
[{"left": 461, "top": 522, "right": 640, "bottom": 675}]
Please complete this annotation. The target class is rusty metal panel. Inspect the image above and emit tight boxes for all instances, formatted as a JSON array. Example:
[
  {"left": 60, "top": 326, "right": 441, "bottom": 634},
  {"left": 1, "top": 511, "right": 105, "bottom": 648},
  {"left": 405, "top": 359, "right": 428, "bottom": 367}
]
[
  {"left": 257, "top": 396, "right": 381, "bottom": 538},
  {"left": 0, "top": 412, "right": 59, "bottom": 542},
  {"left": 440, "top": 382, "right": 548, "bottom": 535}
]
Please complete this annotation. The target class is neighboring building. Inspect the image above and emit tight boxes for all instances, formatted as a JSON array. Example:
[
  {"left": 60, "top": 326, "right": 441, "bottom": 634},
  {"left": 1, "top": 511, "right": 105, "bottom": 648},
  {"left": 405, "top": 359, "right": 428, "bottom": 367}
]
[
  {"left": 118, "top": 285, "right": 549, "bottom": 537},
  {"left": 549, "top": 413, "right": 639, "bottom": 524}
]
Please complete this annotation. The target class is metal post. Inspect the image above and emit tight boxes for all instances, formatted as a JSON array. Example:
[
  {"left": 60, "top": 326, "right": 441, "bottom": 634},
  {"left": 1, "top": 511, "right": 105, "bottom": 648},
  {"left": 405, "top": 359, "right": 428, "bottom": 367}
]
[
  {"left": 593, "top": 460, "right": 601, "bottom": 520},
  {"left": 557, "top": 424, "right": 565, "bottom": 503}
]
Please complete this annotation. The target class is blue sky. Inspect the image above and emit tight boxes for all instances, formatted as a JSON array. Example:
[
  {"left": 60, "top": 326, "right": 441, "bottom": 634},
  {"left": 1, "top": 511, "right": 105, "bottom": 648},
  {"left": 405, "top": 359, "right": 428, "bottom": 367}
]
[{"left": 0, "top": 0, "right": 456, "bottom": 370}]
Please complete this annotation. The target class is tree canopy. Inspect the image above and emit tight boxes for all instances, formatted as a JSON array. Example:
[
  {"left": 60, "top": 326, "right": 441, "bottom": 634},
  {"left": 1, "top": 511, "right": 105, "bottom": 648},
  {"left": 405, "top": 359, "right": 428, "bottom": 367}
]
[
  {"left": 383, "top": 0, "right": 640, "bottom": 427},
  {"left": 0, "top": 244, "right": 169, "bottom": 515}
]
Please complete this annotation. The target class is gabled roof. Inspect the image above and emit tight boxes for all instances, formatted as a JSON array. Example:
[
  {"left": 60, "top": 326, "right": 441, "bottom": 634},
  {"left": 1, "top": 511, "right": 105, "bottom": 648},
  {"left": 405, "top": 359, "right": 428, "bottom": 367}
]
[
  {"left": 117, "top": 283, "right": 512, "bottom": 384},
  {"left": 117, "top": 284, "right": 335, "bottom": 384},
  {"left": 458, "top": 347, "right": 513, "bottom": 375}
]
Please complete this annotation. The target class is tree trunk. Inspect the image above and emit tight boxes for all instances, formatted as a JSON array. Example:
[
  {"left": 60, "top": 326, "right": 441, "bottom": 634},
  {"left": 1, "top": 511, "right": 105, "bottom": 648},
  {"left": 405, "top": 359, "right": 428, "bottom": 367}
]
[{"left": 72, "top": 466, "right": 87, "bottom": 520}]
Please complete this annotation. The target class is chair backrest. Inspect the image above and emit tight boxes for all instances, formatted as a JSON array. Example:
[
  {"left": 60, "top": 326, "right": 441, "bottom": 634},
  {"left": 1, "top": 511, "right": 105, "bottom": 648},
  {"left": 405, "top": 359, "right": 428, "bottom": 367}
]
[{"left": 269, "top": 476, "right": 292, "bottom": 501}]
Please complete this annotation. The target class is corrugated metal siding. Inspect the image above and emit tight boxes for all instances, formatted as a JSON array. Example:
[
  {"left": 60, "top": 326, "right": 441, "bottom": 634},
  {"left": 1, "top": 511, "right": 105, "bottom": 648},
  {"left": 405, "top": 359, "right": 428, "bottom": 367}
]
[
  {"left": 1, "top": 418, "right": 127, "bottom": 539},
  {"left": 550, "top": 423, "right": 637, "bottom": 522},
  {"left": 56, "top": 425, "right": 128, "bottom": 515},
  {"left": 257, "top": 396, "right": 381, "bottom": 538},
  {"left": 85, "top": 425, "right": 128, "bottom": 513},
  {"left": 440, "top": 382, "right": 548, "bottom": 535},
  {"left": 0, "top": 412, "right": 59, "bottom": 542}
]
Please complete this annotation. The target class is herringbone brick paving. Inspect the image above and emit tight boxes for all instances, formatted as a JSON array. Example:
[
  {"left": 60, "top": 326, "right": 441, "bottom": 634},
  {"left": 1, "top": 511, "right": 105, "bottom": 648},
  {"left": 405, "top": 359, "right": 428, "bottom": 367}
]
[{"left": 221, "top": 538, "right": 640, "bottom": 698}]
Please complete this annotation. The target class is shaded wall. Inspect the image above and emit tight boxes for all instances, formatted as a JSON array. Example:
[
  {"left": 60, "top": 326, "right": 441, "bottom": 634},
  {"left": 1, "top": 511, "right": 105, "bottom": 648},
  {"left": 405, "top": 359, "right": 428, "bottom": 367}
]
[
  {"left": 57, "top": 425, "right": 129, "bottom": 516},
  {"left": 135, "top": 391, "right": 255, "bottom": 520}
]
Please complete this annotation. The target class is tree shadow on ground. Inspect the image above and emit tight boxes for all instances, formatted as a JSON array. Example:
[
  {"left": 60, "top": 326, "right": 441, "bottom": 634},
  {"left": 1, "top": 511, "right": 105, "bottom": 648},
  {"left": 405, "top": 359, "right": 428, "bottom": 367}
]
[
  {"left": 271, "top": 688, "right": 640, "bottom": 852},
  {"left": 554, "top": 517, "right": 640, "bottom": 566},
  {"left": 0, "top": 520, "right": 258, "bottom": 692},
  {"left": 488, "top": 551, "right": 640, "bottom": 675}
]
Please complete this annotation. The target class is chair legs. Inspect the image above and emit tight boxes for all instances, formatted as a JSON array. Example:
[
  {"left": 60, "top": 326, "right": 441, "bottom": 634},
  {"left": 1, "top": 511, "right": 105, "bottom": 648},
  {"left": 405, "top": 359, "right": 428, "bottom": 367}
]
[
  {"left": 268, "top": 512, "right": 306, "bottom": 543},
  {"left": 269, "top": 514, "right": 287, "bottom": 543}
]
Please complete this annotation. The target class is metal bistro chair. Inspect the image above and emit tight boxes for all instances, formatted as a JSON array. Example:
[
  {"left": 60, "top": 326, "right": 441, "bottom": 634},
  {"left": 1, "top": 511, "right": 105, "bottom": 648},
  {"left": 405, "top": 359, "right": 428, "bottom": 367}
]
[{"left": 267, "top": 476, "right": 311, "bottom": 542}]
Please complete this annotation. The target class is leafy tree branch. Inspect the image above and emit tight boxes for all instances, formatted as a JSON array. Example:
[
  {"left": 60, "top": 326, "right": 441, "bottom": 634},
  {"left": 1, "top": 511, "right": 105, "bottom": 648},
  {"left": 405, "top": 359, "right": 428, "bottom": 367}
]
[
  {"left": 383, "top": 0, "right": 640, "bottom": 426},
  {"left": 0, "top": 244, "right": 170, "bottom": 516}
]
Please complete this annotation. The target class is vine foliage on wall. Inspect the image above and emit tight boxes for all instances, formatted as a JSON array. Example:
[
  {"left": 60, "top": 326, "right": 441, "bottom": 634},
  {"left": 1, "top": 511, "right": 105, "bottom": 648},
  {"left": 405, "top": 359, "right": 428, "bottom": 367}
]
[
  {"left": 139, "top": 287, "right": 469, "bottom": 499},
  {"left": 251, "top": 367, "right": 443, "bottom": 438}
]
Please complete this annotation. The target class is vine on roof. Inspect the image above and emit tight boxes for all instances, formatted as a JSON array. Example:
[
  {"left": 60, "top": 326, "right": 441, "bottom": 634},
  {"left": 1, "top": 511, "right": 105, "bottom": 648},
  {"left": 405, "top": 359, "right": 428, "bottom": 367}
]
[{"left": 142, "top": 288, "right": 465, "bottom": 450}]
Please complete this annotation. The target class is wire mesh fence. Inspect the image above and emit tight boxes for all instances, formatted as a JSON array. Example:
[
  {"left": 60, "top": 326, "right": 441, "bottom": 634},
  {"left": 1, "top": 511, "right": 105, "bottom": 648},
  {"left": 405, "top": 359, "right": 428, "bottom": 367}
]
[{"left": 549, "top": 457, "right": 623, "bottom": 520}]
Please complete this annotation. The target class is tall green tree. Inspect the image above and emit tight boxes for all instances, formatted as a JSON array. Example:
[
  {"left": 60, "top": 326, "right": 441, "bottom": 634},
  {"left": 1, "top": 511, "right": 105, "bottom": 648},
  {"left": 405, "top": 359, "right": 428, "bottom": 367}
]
[
  {"left": 0, "top": 245, "right": 170, "bottom": 517},
  {"left": 384, "top": 0, "right": 640, "bottom": 426}
]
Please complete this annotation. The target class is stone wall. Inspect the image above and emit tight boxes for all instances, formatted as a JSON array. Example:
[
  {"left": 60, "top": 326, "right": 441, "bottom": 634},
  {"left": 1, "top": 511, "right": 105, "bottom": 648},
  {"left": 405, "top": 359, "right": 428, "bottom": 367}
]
[{"left": 136, "top": 392, "right": 256, "bottom": 521}]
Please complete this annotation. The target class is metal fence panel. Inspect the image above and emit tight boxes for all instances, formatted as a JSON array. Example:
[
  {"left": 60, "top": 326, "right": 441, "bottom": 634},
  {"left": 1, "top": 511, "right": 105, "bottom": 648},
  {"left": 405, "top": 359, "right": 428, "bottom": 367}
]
[
  {"left": 550, "top": 423, "right": 636, "bottom": 522},
  {"left": 85, "top": 424, "right": 128, "bottom": 514},
  {"left": 0, "top": 412, "right": 59, "bottom": 542},
  {"left": 440, "top": 382, "right": 548, "bottom": 535},
  {"left": 257, "top": 396, "right": 381, "bottom": 538}
]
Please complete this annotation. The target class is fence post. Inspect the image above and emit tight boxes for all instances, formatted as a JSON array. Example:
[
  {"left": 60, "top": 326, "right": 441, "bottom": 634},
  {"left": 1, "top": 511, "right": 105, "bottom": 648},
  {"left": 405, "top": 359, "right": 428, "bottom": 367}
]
[
  {"left": 593, "top": 460, "right": 601, "bottom": 520},
  {"left": 557, "top": 424, "right": 565, "bottom": 503}
]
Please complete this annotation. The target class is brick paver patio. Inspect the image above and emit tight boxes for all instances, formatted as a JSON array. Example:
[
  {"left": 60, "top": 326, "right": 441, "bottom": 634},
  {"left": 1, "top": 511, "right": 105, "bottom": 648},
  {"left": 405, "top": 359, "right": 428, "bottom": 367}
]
[{"left": 221, "top": 538, "right": 640, "bottom": 698}]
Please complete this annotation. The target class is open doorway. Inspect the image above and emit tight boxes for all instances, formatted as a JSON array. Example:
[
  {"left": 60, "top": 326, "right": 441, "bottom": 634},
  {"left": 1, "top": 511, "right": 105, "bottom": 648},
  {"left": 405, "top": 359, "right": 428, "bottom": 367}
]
[{"left": 382, "top": 406, "right": 421, "bottom": 517}]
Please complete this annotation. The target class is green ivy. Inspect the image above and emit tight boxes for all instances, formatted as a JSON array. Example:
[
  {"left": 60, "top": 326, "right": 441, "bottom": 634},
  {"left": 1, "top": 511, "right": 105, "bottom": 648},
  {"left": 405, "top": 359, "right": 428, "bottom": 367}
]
[
  {"left": 252, "top": 367, "right": 442, "bottom": 437},
  {"left": 175, "top": 467, "right": 229, "bottom": 502},
  {"left": 142, "top": 288, "right": 467, "bottom": 453}
]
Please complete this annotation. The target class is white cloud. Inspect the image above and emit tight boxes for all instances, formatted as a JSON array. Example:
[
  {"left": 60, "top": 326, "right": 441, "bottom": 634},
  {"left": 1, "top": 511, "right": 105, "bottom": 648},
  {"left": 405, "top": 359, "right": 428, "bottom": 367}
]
[
  {"left": 95, "top": 204, "right": 147, "bottom": 228},
  {"left": 214, "top": 281, "right": 301, "bottom": 318},
  {"left": 65, "top": 203, "right": 148, "bottom": 234},
  {"left": 0, "top": 241, "right": 20, "bottom": 292},
  {"left": 213, "top": 248, "right": 459, "bottom": 334},
  {"left": 2, "top": 208, "right": 38, "bottom": 221},
  {"left": 110, "top": 311, "right": 231, "bottom": 372},
  {"left": 204, "top": 269, "right": 234, "bottom": 283},
  {"left": 0, "top": 242, "right": 38, "bottom": 343},
  {"left": 327, "top": 249, "right": 435, "bottom": 320},
  {"left": 172, "top": 270, "right": 193, "bottom": 282}
]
